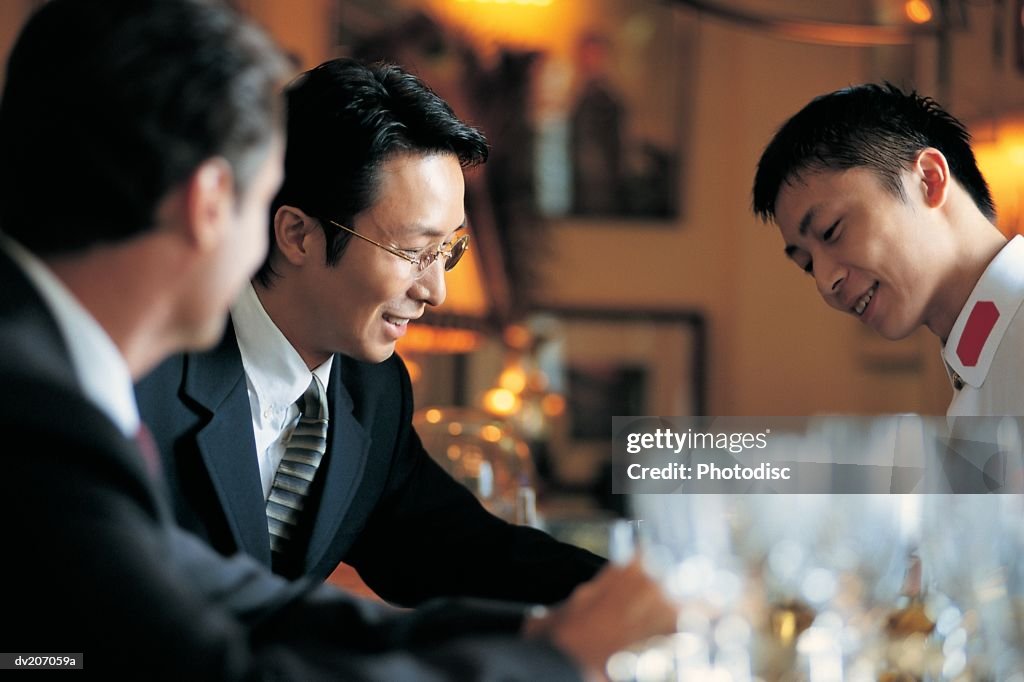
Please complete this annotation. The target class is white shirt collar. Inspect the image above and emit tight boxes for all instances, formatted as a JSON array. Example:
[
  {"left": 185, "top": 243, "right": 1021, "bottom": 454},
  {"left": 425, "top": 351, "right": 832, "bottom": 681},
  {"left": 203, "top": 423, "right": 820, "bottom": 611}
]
[
  {"left": 231, "top": 283, "right": 332, "bottom": 412},
  {"left": 1, "top": 235, "right": 139, "bottom": 437},
  {"left": 942, "top": 235, "right": 1024, "bottom": 389}
]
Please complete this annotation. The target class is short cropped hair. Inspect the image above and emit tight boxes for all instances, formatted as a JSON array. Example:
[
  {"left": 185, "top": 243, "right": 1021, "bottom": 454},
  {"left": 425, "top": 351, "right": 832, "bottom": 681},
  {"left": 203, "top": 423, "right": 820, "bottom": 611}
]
[
  {"left": 0, "top": 0, "right": 289, "bottom": 255},
  {"left": 256, "top": 58, "right": 489, "bottom": 286},
  {"left": 752, "top": 83, "right": 995, "bottom": 223}
]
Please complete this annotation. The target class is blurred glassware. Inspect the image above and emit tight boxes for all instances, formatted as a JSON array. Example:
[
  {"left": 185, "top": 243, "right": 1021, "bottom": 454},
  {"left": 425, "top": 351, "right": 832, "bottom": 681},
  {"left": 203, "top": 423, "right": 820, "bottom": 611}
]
[
  {"left": 515, "top": 484, "right": 538, "bottom": 526},
  {"left": 920, "top": 494, "right": 1024, "bottom": 678},
  {"left": 618, "top": 416, "right": 1024, "bottom": 680},
  {"left": 631, "top": 494, "right": 752, "bottom": 681},
  {"left": 736, "top": 419, "right": 919, "bottom": 676},
  {"left": 413, "top": 406, "right": 538, "bottom": 524},
  {"left": 607, "top": 517, "right": 642, "bottom": 565},
  {"left": 629, "top": 419, "right": 919, "bottom": 680}
]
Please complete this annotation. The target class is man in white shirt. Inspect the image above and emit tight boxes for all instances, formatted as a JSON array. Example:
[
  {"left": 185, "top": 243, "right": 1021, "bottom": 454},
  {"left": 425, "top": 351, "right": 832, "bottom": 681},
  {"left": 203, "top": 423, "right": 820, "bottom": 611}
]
[
  {"left": 136, "top": 58, "right": 606, "bottom": 603},
  {"left": 1, "top": 0, "right": 674, "bottom": 677},
  {"left": 751, "top": 83, "right": 1024, "bottom": 419}
]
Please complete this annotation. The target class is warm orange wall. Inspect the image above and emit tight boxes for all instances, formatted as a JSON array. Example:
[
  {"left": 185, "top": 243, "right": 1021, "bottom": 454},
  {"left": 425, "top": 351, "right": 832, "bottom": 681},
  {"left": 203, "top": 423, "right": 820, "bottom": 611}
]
[
  {"left": 917, "top": 0, "right": 1024, "bottom": 121},
  {"left": 239, "top": 0, "right": 336, "bottom": 71}
]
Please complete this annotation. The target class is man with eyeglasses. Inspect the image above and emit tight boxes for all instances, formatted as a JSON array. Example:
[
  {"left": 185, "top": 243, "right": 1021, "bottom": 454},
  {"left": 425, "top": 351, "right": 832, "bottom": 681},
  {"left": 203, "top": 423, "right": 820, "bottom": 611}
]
[{"left": 136, "top": 58, "right": 605, "bottom": 604}]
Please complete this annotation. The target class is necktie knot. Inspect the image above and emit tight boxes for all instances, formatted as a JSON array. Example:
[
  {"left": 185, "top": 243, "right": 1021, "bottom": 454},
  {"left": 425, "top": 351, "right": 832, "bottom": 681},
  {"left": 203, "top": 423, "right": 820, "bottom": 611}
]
[{"left": 298, "top": 374, "right": 328, "bottom": 422}]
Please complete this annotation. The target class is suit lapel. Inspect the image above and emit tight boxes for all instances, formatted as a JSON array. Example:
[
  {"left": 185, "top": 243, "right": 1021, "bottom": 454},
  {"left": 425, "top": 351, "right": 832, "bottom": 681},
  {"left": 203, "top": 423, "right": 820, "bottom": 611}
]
[
  {"left": 183, "top": 325, "right": 272, "bottom": 567},
  {"left": 303, "top": 357, "right": 371, "bottom": 576}
]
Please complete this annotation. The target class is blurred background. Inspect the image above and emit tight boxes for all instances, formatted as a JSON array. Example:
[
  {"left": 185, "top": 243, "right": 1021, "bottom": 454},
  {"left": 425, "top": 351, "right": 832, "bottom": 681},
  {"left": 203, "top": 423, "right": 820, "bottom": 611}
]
[{"left": 4, "top": 0, "right": 1024, "bottom": 512}]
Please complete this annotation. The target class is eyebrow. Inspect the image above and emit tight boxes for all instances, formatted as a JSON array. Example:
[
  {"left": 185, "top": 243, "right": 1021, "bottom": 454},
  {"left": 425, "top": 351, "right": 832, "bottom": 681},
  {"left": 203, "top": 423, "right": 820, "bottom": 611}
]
[
  {"left": 797, "top": 205, "right": 819, "bottom": 238},
  {"left": 783, "top": 205, "right": 821, "bottom": 258},
  {"left": 405, "top": 218, "right": 467, "bottom": 241}
]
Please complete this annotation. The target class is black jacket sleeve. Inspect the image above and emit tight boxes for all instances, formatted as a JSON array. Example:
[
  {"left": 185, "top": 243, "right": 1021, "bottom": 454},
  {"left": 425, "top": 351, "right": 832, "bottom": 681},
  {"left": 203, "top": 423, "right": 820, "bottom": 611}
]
[
  {"left": 343, "top": 356, "right": 605, "bottom": 607},
  {"left": 2, "top": 372, "right": 581, "bottom": 681}
]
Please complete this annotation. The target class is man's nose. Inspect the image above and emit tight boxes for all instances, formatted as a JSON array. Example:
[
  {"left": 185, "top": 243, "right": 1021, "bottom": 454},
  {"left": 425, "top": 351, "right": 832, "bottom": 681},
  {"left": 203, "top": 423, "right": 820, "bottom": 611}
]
[
  {"left": 410, "top": 259, "right": 446, "bottom": 307},
  {"left": 814, "top": 253, "right": 845, "bottom": 299}
]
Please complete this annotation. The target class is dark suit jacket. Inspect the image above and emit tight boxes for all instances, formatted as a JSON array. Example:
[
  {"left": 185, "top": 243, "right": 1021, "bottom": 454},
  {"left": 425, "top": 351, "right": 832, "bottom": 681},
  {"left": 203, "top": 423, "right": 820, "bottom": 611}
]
[
  {"left": 0, "top": 249, "right": 580, "bottom": 679},
  {"left": 136, "top": 326, "right": 604, "bottom": 605}
]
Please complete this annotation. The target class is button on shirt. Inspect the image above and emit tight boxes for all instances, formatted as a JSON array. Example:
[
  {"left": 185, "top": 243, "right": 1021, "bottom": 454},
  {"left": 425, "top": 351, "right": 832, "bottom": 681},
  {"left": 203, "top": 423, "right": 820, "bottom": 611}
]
[
  {"left": 231, "top": 284, "right": 333, "bottom": 499},
  {"left": 943, "top": 235, "right": 1024, "bottom": 418},
  {"left": 2, "top": 236, "right": 139, "bottom": 438}
]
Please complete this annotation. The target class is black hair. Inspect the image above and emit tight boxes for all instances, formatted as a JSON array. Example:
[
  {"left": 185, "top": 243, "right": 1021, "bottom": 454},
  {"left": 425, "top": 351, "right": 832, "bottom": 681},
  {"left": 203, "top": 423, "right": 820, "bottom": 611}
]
[
  {"left": 752, "top": 83, "right": 995, "bottom": 223},
  {"left": 256, "top": 57, "right": 489, "bottom": 286},
  {"left": 0, "top": 0, "right": 289, "bottom": 255}
]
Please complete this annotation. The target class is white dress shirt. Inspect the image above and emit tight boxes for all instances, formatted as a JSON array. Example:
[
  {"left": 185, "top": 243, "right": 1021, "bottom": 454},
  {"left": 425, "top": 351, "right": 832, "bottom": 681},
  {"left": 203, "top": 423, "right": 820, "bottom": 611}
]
[
  {"left": 231, "top": 284, "right": 333, "bottom": 500},
  {"left": 2, "top": 235, "right": 139, "bottom": 438}
]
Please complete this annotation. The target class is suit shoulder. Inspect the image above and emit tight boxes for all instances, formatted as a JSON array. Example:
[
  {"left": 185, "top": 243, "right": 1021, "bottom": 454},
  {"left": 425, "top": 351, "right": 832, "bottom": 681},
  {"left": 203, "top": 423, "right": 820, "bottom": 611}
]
[
  {"left": 134, "top": 353, "right": 191, "bottom": 425},
  {"left": 136, "top": 353, "right": 187, "bottom": 393},
  {"left": 0, "top": 369, "right": 135, "bottom": 470}
]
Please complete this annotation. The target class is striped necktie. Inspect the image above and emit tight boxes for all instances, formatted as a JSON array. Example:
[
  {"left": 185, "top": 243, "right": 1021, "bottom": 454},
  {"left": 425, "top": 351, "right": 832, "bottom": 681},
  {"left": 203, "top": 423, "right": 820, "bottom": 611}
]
[{"left": 266, "top": 375, "right": 329, "bottom": 572}]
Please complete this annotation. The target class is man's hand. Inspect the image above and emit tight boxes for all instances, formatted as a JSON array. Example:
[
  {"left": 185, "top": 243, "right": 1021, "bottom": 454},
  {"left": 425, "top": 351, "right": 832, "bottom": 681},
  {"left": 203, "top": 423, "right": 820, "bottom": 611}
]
[{"left": 523, "top": 558, "right": 678, "bottom": 679}]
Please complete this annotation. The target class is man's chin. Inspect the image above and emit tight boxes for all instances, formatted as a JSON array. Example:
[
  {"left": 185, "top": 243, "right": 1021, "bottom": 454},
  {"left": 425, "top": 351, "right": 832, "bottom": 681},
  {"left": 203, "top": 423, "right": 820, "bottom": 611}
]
[
  {"left": 353, "top": 342, "right": 396, "bottom": 365},
  {"left": 873, "top": 321, "right": 916, "bottom": 342}
]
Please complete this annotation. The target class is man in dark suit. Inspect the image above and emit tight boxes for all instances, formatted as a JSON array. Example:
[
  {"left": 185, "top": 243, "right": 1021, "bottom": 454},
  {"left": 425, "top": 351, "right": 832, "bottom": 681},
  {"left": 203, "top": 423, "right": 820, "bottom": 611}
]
[
  {"left": 136, "top": 58, "right": 605, "bottom": 604},
  {"left": 0, "top": 0, "right": 674, "bottom": 676}
]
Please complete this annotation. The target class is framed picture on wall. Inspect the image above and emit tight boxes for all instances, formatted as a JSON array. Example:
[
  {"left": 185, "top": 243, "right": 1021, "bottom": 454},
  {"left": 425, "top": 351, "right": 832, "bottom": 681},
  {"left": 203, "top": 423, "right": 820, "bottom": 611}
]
[
  {"left": 566, "top": 363, "right": 648, "bottom": 440},
  {"left": 336, "top": 0, "right": 699, "bottom": 225},
  {"left": 530, "top": 0, "right": 698, "bottom": 223},
  {"left": 534, "top": 308, "right": 706, "bottom": 486}
]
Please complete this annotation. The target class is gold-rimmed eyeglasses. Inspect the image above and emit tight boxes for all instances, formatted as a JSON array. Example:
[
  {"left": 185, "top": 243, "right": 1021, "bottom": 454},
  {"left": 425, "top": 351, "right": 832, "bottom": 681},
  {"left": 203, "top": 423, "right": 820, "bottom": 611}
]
[{"left": 327, "top": 219, "right": 469, "bottom": 277}]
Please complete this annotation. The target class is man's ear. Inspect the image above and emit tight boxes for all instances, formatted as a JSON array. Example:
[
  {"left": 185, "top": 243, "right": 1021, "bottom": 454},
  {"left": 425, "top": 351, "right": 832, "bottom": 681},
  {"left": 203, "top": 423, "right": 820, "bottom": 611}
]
[
  {"left": 185, "top": 157, "right": 234, "bottom": 251},
  {"left": 914, "top": 147, "right": 950, "bottom": 209},
  {"left": 272, "top": 205, "right": 319, "bottom": 266}
]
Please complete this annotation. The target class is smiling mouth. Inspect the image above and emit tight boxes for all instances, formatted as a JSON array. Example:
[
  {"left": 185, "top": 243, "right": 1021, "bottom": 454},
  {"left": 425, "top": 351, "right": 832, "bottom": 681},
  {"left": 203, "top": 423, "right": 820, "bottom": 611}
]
[
  {"left": 852, "top": 283, "right": 878, "bottom": 316},
  {"left": 382, "top": 314, "right": 411, "bottom": 328}
]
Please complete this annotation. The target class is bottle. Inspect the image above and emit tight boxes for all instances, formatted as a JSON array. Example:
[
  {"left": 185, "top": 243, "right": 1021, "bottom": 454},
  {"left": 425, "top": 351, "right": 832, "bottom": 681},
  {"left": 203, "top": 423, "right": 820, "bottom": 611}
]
[{"left": 515, "top": 484, "right": 538, "bottom": 528}]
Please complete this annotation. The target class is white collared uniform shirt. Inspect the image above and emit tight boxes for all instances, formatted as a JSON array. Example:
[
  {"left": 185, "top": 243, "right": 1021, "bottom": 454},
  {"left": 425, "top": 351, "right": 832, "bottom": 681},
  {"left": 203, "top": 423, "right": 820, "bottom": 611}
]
[{"left": 943, "top": 235, "right": 1024, "bottom": 418}]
